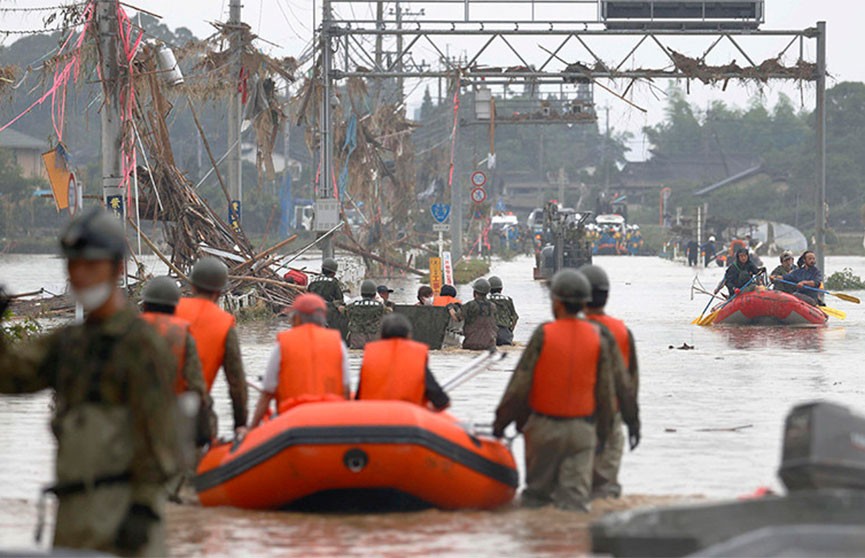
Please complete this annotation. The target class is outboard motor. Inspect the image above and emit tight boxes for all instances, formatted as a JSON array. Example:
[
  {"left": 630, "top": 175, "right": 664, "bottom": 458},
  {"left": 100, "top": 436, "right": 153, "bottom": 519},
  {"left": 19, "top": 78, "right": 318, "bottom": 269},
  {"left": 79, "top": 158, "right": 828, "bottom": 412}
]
[{"left": 779, "top": 401, "right": 865, "bottom": 492}]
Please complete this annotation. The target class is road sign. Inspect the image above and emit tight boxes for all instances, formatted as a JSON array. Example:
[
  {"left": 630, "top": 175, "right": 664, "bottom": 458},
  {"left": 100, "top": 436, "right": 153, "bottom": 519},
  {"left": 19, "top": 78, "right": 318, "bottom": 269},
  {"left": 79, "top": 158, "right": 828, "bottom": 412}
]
[
  {"left": 432, "top": 223, "right": 450, "bottom": 232},
  {"left": 431, "top": 203, "right": 451, "bottom": 224},
  {"left": 429, "top": 257, "right": 443, "bottom": 294},
  {"left": 471, "top": 186, "right": 487, "bottom": 204},
  {"left": 471, "top": 170, "right": 487, "bottom": 187},
  {"left": 442, "top": 251, "right": 454, "bottom": 286}
]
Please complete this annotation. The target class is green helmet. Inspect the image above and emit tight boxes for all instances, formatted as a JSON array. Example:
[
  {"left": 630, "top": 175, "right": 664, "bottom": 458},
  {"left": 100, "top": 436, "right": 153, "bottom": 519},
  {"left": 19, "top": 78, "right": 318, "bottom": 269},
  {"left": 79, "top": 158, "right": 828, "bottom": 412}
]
[
  {"left": 59, "top": 207, "right": 126, "bottom": 261},
  {"left": 142, "top": 276, "right": 181, "bottom": 307},
  {"left": 473, "top": 278, "right": 491, "bottom": 295},
  {"left": 578, "top": 264, "right": 610, "bottom": 292},
  {"left": 322, "top": 258, "right": 339, "bottom": 274},
  {"left": 488, "top": 276, "right": 503, "bottom": 290},
  {"left": 360, "top": 279, "right": 377, "bottom": 297},
  {"left": 190, "top": 256, "right": 228, "bottom": 293},
  {"left": 550, "top": 269, "right": 591, "bottom": 304}
]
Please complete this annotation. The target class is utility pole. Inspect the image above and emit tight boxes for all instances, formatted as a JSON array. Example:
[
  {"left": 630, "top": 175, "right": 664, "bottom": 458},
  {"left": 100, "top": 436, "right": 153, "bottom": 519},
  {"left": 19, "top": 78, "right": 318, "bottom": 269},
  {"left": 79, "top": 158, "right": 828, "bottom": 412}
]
[
  {"left": 604, "top": 105, "right": 610, "bottom": 191},
  {"left": 318, "top": 0, "right": 336, "bottom": 259},
  {"left": 227, "top": 0, "right": 243, "bottom": 231},
  {"left": 373, "top": 1, "right": 383, "bottom": 103},
  {"left": 97, "top": 0, "right": 122, "bottom": 217},
  {"left": 815, "top": 21, "right": 827, "bottom": 272},
  {"left": 395, "top": 1, "right": 403, "bottom": 104}
]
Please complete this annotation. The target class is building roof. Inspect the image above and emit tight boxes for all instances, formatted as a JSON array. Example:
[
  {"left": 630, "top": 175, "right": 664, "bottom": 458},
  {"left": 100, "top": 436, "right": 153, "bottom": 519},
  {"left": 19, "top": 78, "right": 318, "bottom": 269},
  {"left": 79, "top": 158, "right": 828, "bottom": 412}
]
[{"left": 0, "top": 128, "right": 49, "bottom": 151}]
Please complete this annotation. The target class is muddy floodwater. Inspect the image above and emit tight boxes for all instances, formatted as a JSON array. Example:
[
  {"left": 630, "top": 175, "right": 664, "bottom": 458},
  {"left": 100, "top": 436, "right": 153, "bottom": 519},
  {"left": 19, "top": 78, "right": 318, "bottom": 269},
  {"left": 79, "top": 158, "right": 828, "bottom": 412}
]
[{"left": 2, "top": 253, "right": 864, "bottom": 555}]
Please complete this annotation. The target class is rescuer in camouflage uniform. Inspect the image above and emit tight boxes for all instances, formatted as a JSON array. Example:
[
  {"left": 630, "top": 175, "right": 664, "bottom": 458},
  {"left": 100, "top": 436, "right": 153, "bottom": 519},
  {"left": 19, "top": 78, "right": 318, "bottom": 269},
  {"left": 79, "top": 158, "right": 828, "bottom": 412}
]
[
  {"left": 307, "top": 257, "right": 346, "bottom": 308},
  {"left": 0, "top": 208, "right": 179, "bottom": 556},
  {"left": 493, "top": 269, "right": 638, "bottom": 511},
  {"left": 579, "top": 264, "right": 641, "bottom": 499},
  {"left": 346, "top": 280, "right": 386, "bottom": 349},
  {"left": 488, "top": 275, "right": 519, "bottom": 346},
  {"left": 461, "top": 278, "right": 498, "bottom": 351},
  {"left": 140, "top": 276, "right": 215, "bottom": 447}
]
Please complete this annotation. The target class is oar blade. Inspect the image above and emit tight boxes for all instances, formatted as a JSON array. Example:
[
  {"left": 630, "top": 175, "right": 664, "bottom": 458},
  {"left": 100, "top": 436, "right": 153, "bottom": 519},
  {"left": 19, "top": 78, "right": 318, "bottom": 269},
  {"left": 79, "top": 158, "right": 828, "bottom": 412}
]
[
  {"left": 821, "top": 306, "right": 846, "bottom": 320},
  {"left": 832, "top": 292, "right": 861, "bottom": 304}
]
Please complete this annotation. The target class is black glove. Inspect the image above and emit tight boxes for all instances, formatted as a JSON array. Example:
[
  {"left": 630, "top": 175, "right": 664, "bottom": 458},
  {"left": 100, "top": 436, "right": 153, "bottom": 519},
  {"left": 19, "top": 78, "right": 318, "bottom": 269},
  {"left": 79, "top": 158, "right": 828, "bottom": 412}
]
[
  {"left": 115, "top": 504, "right": 159, "bottom": 552},
  {"left": 0, "top": 286, "right": 10, "bottom": 319},
  {"left": 492, "top": 421, "right": 505, "bottom": 439},
  {"left": 627, "top": 423, "right": 641, "bottom": 451}
]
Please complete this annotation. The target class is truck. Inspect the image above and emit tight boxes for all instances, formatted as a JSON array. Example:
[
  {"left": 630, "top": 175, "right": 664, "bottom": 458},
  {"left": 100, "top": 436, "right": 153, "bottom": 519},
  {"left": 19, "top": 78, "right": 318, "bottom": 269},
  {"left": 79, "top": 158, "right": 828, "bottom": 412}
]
[{"left": 533, "top": 202, "right": 593, "bottom": 280}]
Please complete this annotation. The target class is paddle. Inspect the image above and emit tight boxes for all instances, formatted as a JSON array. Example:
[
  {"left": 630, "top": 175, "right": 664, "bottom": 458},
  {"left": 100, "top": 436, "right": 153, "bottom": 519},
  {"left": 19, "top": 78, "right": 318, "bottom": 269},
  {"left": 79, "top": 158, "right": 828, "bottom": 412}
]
[
  {"left": 691, "top": 296, "right": 715, "bottom": 325},
  {"left": 820, "top": 306, "right": 847, "bottom": 320},
  {"left": 441, "top": 351, "right": 507, "bottom": 392},
  {"left": 698, "top": 275, "right": 758, "bottom": 326},
  {"left": 774, "top": 279, "right": 861, "bottom": 304}
]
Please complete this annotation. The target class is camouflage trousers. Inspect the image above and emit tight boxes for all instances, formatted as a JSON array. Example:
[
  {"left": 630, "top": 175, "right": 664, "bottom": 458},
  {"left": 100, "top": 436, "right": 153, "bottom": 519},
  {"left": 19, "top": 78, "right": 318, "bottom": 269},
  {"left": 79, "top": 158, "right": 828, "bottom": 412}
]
[
  {"left": 592, "top": 412, "right": 624, "bottom": 499},
  {"left": 349, "top": 331, "right": 376, "bottom": 350},
  {"left": 54, "top": 484, "right": 166, "bottom": 557},
  {"left": 521, "top": 413, "right": 596, "bottom": 512},
  {"left": 495, "top": 325, "right": 514, "bottom": 346}
]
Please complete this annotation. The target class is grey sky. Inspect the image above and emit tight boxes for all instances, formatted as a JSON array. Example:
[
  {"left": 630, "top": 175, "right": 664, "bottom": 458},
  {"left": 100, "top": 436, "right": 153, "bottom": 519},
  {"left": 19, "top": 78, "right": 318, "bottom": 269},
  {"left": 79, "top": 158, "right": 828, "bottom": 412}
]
[{"left": 1, "top": 1, "right": 857, "bottom": 160}]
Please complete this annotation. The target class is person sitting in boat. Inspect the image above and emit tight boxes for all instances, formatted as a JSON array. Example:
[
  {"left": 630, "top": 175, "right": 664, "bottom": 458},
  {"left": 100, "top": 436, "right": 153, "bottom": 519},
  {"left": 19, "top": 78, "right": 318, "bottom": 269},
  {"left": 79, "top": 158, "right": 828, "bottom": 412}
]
[
  {"left": 770, "top": 251, "right": 797, "bottom": 294},
  {"left": 782, "top": 250, "right": 824, "bottom": 306},
  {"left": 355, "top": 314, "right": 450, "bottom": 411},
  {"left": 715, "top": 247, "right": 762, "bottom": 298},
  {"left": 250, "top": 293, "right": 350, "bottom": 427}
]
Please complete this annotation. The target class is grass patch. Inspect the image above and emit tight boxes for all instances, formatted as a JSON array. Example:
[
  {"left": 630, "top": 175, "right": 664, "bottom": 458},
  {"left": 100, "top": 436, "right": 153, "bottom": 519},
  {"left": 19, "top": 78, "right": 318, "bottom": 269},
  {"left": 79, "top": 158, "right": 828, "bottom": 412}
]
[{"left": 825, "top": 268, "right": 865, "bottom": 291}]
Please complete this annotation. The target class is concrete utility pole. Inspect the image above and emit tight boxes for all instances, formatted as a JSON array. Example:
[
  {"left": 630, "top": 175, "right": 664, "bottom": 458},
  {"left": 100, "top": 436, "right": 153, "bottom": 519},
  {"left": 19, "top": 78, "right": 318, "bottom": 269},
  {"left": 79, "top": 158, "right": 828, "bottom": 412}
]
[
  {"left": 319, "top": 0, "right": 336, "bottom": 259},
  {"left": 96, "top": 0, "right": 122, "bottom": 216},
  {"left": 227, "top": 0, "right": 243, "bottom": 229},
  {"left": 815, "top": 21, "right": 827, "bottom": 272},
  {"left": 395, "top": 1, "right": 403, "bottom": 104}
]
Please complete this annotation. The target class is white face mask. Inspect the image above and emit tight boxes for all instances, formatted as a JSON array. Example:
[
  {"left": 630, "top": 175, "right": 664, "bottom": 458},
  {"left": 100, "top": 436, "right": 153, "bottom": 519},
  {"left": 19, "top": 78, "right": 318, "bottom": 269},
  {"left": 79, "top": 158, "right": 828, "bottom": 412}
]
[
  {"left": 73, "top": 282, "right": 114, "bottom": 312},
  {"left": 422, "top": 297, "right": 433, "bottom": 305}
]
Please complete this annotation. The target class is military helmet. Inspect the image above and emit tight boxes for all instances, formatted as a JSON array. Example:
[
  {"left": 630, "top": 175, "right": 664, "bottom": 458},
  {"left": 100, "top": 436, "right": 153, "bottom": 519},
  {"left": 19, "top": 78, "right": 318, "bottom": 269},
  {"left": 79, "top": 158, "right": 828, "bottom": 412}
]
[
  {"left": 190, "top": 256, "right": 228, "bottom": 293},
  {"left": 488, "top": 276, "right": 503, "bottom": 290},
  {"left": 550, "top": 269, "right": 591, "bottom": 304},
  {"left": 59, "top": 207, "right": 126, "bottom": 261},
  {"left": 473, "top": 278, "right": 491, "bottom": 295},
  {"left": 578, "top": 264, "right": 610, "bottom": 292},
  {"left": 360, "top": 279, "right": 377, "bottom": 297},
  {"left": 322, "top": 257, "right": 339, "bottom": 274},
  {"left": 142, "top": 276, "right": 181, "bottom": 307}
]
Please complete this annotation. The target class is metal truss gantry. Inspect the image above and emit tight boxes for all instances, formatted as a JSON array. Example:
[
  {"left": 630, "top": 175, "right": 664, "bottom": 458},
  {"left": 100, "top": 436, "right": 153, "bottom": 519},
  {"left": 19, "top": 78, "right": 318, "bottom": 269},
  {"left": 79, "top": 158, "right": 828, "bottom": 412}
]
[{"left": 315, "top": 0, "right": 827, "bottom": 267}]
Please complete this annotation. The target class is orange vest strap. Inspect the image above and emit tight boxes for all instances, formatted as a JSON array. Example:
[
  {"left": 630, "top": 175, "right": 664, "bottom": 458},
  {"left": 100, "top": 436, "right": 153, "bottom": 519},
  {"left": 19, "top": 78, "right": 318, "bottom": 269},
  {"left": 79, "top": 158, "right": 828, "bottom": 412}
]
[{"left": 358, "top": 338, "right": 427, "bottom": 405}]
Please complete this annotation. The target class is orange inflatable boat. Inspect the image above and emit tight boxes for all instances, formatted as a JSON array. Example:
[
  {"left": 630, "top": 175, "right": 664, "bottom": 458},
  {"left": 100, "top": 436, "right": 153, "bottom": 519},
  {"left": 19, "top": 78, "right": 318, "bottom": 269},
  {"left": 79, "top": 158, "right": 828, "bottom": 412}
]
[{"left": 193, "top": 400, "right": 518, "bottom": 511}]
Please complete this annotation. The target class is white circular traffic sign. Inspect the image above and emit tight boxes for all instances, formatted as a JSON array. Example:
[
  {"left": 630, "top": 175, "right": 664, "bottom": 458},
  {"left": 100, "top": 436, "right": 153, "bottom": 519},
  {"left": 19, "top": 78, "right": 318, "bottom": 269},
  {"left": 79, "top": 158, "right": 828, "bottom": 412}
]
[
  {"left": 471, "top": 171, "right": 487, "bottom": 187},
  {"left": 471, "top": 186, "right": 487, "bottom": 204}
]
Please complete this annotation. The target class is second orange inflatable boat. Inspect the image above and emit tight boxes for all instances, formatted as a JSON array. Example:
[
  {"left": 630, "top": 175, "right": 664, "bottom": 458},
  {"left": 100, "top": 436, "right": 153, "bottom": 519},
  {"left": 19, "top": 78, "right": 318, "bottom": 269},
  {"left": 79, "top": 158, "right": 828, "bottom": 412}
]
[{"left": 193, "top": 400, "right": 518, "bottom": 511}]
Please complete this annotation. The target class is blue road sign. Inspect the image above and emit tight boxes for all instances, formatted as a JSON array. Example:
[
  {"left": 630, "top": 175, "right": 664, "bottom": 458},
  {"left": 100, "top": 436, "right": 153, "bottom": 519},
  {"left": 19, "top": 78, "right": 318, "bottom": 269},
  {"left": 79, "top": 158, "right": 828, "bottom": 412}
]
[{"left": 431, "top": 203, "right": 451, "bottom": 224}]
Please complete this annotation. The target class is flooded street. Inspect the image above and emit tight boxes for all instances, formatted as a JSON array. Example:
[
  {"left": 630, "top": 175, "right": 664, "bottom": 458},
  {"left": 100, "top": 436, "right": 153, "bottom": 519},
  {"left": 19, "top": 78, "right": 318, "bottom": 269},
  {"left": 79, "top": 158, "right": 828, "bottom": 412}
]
[{"left": 2, "top": 253, "right": 864, "bottom": 555}]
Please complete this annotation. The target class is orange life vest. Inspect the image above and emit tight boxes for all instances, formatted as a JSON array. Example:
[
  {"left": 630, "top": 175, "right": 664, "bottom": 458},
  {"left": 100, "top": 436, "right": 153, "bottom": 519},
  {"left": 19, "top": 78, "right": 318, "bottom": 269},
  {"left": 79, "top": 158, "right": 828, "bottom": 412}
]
[
  {"left": 587, "top": 313, "right": 631, "bottom": 368},
  {"left": 175, "top": 297, "right": 235, "bottom": 391},
  {"left": 358, "top": 338, "right": 427, "bottom": 405},
  {"left": 529, "top": 318, "right": 601, "bottom": 418},
  {"left": 276, "top": 324, "right": 345, "bottom": 407},
  {"left": 434, "top": 296, "right": 461, "bottom": 307},
  {"left": 140, "top": 311, "right": 191, "bottom": 394}
]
